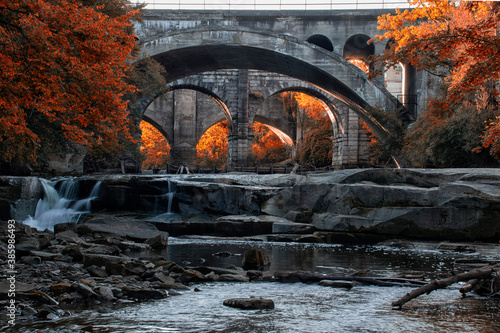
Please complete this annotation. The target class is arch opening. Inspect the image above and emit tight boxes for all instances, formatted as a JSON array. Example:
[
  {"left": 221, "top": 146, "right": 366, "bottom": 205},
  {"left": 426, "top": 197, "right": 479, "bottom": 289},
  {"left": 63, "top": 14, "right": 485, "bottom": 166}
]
[
  {"left": 343, "top": 34, "right": 375, "bottom": 73},
  {"left": 306, "top": 34, "right": 334, "bottom": 52},
  {"left": 139, "top": 119, "right": 171, "bottom": 171}
]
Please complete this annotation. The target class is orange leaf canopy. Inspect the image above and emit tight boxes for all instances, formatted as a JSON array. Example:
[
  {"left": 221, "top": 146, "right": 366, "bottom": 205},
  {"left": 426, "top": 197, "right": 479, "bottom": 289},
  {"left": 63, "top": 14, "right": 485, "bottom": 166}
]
[
  {"left": 0, "top": 0, "right": 138, "bottom": 162},
  {"left": 372, "top": 0, "right": 500, "bottom": 102}
]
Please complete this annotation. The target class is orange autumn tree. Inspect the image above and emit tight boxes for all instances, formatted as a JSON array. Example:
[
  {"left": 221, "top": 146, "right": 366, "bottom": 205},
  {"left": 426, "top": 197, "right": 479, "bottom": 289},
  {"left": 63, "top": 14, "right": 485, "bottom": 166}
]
[
  {"left": 197, "top": 120, "right": 230, "bottom": 168},
  {"left": 0, "top": 0, "right": 139, "bottom": 165},
  {"left": 251, "top": 122, "right": 288, "bottom": 165},
  {"left": 371, "top": 0, "right": 500, "bottom": 163},
  {"left": 140, "top": 121, "right": 170, "bottom": 170},
  {"left": 286, "top": 92, "right": 333, "bottom": 167}
]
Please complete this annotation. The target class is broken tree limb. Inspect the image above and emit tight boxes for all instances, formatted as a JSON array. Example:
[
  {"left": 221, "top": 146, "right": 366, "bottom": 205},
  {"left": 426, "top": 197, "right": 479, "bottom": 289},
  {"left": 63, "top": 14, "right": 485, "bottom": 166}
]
[
  {"left": 391, "top": 266, "right": 495, "bottom": 308},
  {"left": 459, "top": 279, "right": 480, "bottom": 295}
]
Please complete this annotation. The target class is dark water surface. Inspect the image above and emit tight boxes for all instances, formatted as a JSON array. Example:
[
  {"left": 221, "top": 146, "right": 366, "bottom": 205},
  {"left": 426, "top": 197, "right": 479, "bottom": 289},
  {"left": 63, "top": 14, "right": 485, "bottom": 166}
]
[{"left": 10, "top": 238, "right": 500, "bottom": 333}]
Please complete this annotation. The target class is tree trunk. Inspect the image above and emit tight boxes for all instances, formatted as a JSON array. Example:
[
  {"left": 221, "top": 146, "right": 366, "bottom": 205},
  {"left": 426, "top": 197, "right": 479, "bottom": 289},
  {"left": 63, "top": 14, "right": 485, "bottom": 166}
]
[{"left": 392, "top": 266, "right": 496, "bottom": 308}]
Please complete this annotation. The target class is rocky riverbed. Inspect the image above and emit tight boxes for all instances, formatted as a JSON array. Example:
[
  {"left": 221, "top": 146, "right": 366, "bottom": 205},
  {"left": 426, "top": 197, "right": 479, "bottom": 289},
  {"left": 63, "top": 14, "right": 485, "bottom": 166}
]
[
  {"left": 2, "top": 215, "right": 500, "bottom": 327},
  {"left": 0, "top": 216, "right": 274, "bottom": 325},
  {"left": 2, "top": 168, "right": 500, "bottom": 329}
]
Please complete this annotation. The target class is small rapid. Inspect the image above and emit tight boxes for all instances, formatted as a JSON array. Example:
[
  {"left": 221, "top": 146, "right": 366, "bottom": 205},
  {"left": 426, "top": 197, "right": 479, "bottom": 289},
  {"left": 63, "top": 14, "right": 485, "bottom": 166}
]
[{"left": 23, "top": 178, "right": 101, "bottom": 231}]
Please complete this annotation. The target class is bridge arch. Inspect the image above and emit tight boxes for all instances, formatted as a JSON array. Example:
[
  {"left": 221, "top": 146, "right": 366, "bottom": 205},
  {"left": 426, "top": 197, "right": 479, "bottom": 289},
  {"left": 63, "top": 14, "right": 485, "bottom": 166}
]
[
  {"left": 141, "top": 115, "right": 171, "bottom": 144},
  {"left": 306, "top": 34, "right": 334, "bottom": 52},
  {"left": 141, "top": 28, "right": 400, "bottom": 139},
  {"left": 167, "top": 84, "right": 233, "bottom": 127},
  {"left": 343, "top": 34, "right": 375, "bottom": 65}
]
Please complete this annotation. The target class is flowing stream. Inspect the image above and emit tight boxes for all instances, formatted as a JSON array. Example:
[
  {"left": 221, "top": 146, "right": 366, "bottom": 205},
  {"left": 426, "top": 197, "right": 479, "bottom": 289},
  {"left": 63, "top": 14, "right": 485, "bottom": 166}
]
[
  {"left": 13, "top": 238, "right": 500, "bottom": 333},
  {"left": 14, "top": 177, "right": 500, "bottom": 332}
]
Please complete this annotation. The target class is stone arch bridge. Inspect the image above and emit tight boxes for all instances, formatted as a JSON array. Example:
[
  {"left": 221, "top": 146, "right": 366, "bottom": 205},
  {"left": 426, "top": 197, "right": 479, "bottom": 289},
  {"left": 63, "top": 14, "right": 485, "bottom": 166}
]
[{"left": 135, "top": 9, "right": 421, "bottom": 168}]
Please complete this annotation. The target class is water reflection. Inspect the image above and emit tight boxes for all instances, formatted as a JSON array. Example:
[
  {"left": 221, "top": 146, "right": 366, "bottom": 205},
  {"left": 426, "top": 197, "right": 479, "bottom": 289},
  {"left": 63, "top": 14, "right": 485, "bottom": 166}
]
[
  {"left": 9, "top": 239, "right": 500, "bottom": 333},
  {"left": 164, "top": 239, "right": 459, "bottom": 278}
]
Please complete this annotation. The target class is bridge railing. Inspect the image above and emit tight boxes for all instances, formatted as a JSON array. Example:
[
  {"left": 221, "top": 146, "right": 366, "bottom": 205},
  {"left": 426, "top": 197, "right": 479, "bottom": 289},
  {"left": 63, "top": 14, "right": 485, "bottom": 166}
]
[{"left": 145, "top": 0, "right": 412, "bottom": 10}]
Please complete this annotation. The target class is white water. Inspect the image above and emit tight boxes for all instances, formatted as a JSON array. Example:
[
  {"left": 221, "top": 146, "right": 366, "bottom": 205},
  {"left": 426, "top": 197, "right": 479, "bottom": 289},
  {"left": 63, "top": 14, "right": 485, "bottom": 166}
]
[
  {"left": 152, "top": 180, "right": 176, "bottom": 214},
  {"left": 24, "top": 178, "right": 101, "bottom": 231}
]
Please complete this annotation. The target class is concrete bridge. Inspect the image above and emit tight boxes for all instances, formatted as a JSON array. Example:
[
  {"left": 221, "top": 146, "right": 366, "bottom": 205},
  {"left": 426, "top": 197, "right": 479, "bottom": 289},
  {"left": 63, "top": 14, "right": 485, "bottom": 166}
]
[{"left": 135, "top": 9, "right": 423, "bottom": 168}]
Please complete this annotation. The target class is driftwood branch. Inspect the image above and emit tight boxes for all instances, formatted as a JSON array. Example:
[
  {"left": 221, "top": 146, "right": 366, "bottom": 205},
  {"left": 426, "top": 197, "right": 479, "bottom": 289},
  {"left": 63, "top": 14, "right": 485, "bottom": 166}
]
[{"left": 392, "top": 267, "right": 495, "bottom": 308}]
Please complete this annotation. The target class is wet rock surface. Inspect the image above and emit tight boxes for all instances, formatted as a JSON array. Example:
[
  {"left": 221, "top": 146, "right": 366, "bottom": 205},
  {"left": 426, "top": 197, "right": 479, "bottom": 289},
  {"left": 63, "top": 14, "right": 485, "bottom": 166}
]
[
  {"left": 2, "top": 168, "right": 500, "bottom": 327},
  {"left": 0, "top": 220, "right": 271, "bottom": 324},
  {"left": 3, "top": 168, "right": 500, "bottom": 241},
  {"left": 223, "top": 297, "right": 275, "bottom": 310}
]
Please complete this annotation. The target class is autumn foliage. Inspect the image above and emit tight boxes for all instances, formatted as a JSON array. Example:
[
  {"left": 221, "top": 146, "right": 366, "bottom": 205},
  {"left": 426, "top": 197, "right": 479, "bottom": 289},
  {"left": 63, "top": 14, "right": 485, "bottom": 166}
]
[
  {"left": 372, "top": 0, "right": 500, "bottom": 101},
  {"left": 196, "top": 120, "right": 230, "bottom": 168},
  {"left": 0, "top": 0, "right": 139, "bottom": 165},
  {"left": 140, "top": 121, "right": 170, "bottom": 170},
  {"left": 371, "top": 0, "right": 500, "bottom": 165},
  {"left": 250, "top": 122, "right": 288, "bottom": 165},
  {"left": 285, "top": 92, "right": 333, "bottom": 167}
]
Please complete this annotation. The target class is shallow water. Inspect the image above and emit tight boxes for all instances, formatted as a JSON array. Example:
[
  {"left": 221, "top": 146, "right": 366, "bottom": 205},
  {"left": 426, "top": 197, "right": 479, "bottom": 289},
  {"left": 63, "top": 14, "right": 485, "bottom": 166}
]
[{"left": 10, "top": 239, "right": 500, "bottom": 333}]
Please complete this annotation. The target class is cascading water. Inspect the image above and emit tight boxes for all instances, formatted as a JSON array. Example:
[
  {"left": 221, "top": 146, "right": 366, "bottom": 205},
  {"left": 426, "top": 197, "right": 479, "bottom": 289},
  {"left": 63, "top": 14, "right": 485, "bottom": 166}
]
[
  {"left": 150, "top": 180, "right": 177, "bottom": 222},
  {"left": 150, "top": 180, "right": 176, "bottom": 213},
  {"left": 24, "top": 178, "right": 101, "bottom": 231}
]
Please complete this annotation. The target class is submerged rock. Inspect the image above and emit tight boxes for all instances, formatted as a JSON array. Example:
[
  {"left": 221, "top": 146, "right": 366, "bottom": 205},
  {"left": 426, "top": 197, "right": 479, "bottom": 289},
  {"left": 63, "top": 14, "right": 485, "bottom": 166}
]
[
  {"left": 223, "top": 297, "right": 275, "bottom": 310},
  {"left": 318, "top": 280, "right": 356, "bottom": 289}
]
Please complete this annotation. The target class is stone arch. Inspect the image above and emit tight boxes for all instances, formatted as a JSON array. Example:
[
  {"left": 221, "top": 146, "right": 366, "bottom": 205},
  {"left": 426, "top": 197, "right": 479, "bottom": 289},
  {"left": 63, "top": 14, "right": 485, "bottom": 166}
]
[
  {"left": 306, "top": 34, "right": 333, "bottom": 52},
  {"left": 267, "top": 87, "right": 344, "bottom": 136},
  {"left": 141, "top": 28, "right": 400, "bottom": 140},
  {"left": 141, "top": 115, "right": 171, "bottom": 144},
  {"left": 168, "top": 85, "right": 232, "bottom": 127},
  {"left": 343, "top": 34, "right": 375, "bottom": 64}
]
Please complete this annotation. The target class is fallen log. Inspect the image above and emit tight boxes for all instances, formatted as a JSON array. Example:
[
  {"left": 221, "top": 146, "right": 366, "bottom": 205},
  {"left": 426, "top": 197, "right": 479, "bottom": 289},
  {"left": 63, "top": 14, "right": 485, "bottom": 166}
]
[{"left": 391, "top": 266, "right": 496, "bottom": 308}]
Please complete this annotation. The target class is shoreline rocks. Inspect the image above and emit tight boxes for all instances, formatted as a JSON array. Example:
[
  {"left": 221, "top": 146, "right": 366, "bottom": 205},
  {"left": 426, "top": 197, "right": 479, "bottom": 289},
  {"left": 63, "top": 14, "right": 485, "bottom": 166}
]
[{"left": 3, "top": 168, "right": 500, "bottom": 242}]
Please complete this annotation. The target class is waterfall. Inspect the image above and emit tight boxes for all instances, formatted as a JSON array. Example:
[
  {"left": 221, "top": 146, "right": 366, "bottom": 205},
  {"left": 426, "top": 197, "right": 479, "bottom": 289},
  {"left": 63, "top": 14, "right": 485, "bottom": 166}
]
[
  {"left": 24, "top": 178, "right": 102, "bottom": 231},
  {"left": 153, "top": 180, "right": 176, "bottom": 214}
]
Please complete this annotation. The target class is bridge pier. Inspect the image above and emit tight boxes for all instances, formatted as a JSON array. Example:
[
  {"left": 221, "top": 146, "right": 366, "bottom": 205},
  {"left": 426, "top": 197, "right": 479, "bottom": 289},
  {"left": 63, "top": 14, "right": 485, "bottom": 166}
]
[
  {"left": 167, "top": 90, "right": 198, "bottom": 168},
  {"left": 332, "top": 107, "right": 370, "bottom": 168},
  {"left": 227, "top": 69, "right": 254, "bottom": 168}
]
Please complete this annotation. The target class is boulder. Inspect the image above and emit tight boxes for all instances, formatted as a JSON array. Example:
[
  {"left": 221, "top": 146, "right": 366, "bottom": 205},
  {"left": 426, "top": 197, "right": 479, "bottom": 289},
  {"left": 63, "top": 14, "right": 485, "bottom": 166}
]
[
  {"left": 97, "top": 286, "right": 116, "bottom": 301},
  {"left": 179, "top": 269, "right": 207, "bottom": 283},
  {"left": 214, "top": 215, "right": 273, "bottom": 236},
  {"left": 223, "top": 297, "right": 275, "bottom": 310},
  {"left": 76, "top": 215, "right": 168, "bottom": 241},
  {"left": 86, "top": 265, "right": 108, "bottom": 278},
  {"left": 241, "top": 249, "right": 270, "bottom": 271},
  {"left": 53, "top": 222, "right": 77, "bottom": 234},
  {"left": 82, "top": 253, "right": 129, "bottom": 268},
  {"left": 55, "top": 230, "right": 83, "bottom": 243},
  {"left": 145, "top": 234, "right": 169, "bottom": 249},
  {"left": 0, "top": 176, "right": 42, "bottom": 221},
  {"left": 218, "top": 274, "right": 250, "bottom": 282},
  {"left": 121, "top": 287, "right": 166, "bottom": 300},
  {"left": 16, "top": 237, "right": 40, "bottom": 255}
]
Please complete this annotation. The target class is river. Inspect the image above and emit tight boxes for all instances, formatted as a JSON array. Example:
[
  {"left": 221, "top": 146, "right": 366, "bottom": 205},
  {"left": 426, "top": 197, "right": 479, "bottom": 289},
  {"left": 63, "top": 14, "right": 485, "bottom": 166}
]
[{"left": 12, "top": 237, "right": 500, "bottom": 333}]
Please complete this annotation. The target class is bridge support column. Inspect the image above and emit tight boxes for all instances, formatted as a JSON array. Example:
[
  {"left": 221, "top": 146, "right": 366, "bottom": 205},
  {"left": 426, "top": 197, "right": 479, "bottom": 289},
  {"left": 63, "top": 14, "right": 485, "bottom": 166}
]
[
  {"left": 402, "top": 63, "right": 417, "bottom": 119},
  {"left": 332, "top": 107, "right": 369, "bottom": 168},
  {"left": 227, "top": 69, "right": 253, "bottom": 168},
  {"left": 170, "top": 90, "right": 198, "bottom": 168}
]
